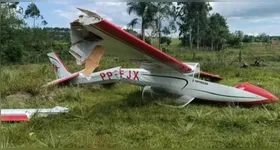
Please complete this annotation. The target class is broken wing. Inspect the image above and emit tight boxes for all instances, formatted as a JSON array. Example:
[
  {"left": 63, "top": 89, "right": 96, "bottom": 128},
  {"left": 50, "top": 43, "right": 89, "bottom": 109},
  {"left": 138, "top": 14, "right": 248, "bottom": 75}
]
[{"left": 69, "top": 8, "right": 222, "bottom": 81}]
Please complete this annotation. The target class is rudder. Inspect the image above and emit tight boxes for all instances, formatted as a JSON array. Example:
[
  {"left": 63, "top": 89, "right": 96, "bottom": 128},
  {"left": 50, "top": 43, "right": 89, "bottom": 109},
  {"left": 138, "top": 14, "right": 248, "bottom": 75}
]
[{"left": 47, "top": 52, "right": 71, "bottom": 78}]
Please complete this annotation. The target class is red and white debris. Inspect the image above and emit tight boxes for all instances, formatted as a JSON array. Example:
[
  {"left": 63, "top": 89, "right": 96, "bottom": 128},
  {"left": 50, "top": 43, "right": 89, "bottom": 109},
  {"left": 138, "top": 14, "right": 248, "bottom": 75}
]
[{"left": 0, "top": 106, "right": 70, "bottom": 122}]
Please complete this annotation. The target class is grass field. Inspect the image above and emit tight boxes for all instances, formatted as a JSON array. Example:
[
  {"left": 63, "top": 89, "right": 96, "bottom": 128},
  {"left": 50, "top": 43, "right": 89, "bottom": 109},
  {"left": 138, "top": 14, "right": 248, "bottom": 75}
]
[{"left": 1, "top": 40, "right": 280, "bottom": 148}]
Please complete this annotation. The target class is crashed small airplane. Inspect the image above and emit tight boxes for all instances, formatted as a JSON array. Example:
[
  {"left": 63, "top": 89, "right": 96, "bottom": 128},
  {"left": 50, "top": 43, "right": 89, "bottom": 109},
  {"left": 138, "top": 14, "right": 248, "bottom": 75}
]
[{"left": 46, "top": 8, "right": 278, "bottom": 107}]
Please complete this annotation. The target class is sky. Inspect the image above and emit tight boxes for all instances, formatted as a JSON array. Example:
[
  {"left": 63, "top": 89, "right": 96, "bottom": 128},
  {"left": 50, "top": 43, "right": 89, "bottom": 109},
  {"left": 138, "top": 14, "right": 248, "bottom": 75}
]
[{"left": 19, "top": 1, "right": 280, "bottom": 37}]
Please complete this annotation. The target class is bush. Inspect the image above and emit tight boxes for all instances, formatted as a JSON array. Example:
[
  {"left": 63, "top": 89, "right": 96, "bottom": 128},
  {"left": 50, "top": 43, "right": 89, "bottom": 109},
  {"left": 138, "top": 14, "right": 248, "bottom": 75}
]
[
  {"left": 137, "top": 35, "right": 151, "bottom": 44},
  {"left": 160, "top": 36, "right": 172, "bottom": 45},
  {"left": 162, "top": 47, "right": 169, "bottom": 53}
]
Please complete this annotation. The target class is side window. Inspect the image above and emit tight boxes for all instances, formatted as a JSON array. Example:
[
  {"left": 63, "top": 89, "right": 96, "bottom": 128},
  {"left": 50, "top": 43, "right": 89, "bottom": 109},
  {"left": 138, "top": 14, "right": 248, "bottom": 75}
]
[
  {"left": 193, "top": 63, "right": 200, "bottom": 79},
  {"left": 194, "top": 72, "right": 200, "bottom": 79}
]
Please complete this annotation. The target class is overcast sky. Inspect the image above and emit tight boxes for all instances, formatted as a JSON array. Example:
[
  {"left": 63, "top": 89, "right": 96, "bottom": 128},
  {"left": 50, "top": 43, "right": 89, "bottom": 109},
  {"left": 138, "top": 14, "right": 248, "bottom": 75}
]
[{"left": 20, "top": 1, "right": 280, "bottom": 37}]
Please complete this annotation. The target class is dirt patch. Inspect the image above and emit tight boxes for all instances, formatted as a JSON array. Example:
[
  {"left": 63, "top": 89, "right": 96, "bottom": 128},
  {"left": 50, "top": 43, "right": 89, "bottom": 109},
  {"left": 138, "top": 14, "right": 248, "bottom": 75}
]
[
  {"left": 2, "top": 91, "right": 33, "bottom": 108},
  {"left": 5, "top": 91, "right": 33, "bottom": 101}
]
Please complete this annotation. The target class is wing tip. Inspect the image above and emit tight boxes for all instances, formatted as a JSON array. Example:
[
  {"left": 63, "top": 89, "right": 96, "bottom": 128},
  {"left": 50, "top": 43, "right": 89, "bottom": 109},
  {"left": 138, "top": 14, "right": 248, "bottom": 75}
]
[{"left": 76, "top": 7, "right": 102, "bottom": 19}]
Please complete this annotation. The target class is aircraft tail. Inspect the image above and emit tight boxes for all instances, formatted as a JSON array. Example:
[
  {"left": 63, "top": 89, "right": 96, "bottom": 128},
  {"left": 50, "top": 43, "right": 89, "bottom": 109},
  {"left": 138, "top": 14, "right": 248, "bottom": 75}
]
[{"left": 47, "top": 52, "right": 71, "bottom": 78}]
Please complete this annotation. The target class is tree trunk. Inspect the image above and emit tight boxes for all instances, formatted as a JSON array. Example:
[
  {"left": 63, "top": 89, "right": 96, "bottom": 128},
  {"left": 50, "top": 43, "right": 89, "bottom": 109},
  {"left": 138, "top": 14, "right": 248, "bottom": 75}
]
[
  {"left": 158, "top": 18, "right": 161, "bottom": 50},
  {"left": 8, "top": 3, "right": 11, "bottom": 17},
  {"left": 189, "top": 25, "right": 192, "bottom": 49},
  {"left": 211, "top": 39, "right": 214, "bottom": 51},
  {"left": 203, "top": 38, "right": 205, "bottom": 49},
  {"left": 141, "top": 22, "right": 145, "bottom": 42},
  {"left": 196, "top": 21, "right": 200, "bottom": 50},
  {"left": 210, "top": 30, "right": 214, "bottom": 50},
  {"left": 33, "top": 17, "right": 35, "bottom": 28}
]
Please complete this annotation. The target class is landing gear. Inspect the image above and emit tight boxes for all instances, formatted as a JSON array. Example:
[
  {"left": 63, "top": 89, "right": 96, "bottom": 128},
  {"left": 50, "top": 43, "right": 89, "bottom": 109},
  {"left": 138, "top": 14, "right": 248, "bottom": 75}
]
[
  {"left": 141, "top": 86, "right": 195, "bottom": 108},
  {"left": 141, "top": 86, "right": 162, "bottom": 100}
]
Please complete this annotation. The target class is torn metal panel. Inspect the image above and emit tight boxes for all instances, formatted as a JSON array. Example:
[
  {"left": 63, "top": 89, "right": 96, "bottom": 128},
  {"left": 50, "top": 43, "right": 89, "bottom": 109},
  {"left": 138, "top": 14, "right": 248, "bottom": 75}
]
[
  {"left": 69, "top": 27, "right": 103, "bottom": 65},
  {"left": 77, "top": 7, "right": 102, "bottom": 25},
  {"left": 82, "top": 45, "right": 104, "bottom": 76},
  {"left": 0, "top": 106, "right": 70, "bottom": 122}
]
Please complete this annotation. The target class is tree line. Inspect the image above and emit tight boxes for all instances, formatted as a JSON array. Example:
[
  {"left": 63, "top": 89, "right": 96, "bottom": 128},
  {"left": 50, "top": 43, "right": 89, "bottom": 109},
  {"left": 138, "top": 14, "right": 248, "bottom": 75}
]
[
  {"left": 126, "top": 2, "right": 275, "bottom": 51},
  {"left": 0, "top": 2, "right": 277, "bottom": 65}
]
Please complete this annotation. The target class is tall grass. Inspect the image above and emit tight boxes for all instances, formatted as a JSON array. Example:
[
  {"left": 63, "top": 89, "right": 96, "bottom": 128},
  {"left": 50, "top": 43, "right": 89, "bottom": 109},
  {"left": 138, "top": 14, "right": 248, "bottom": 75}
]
[{"left": 1, "top": 42, "right": 280, "bottom": 147}]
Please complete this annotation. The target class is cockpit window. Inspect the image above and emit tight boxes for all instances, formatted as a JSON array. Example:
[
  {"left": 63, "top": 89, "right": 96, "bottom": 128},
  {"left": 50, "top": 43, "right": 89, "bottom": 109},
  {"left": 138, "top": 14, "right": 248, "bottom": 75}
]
[{"left": 194, "top": 72, "right": 200, "bottom": 79}]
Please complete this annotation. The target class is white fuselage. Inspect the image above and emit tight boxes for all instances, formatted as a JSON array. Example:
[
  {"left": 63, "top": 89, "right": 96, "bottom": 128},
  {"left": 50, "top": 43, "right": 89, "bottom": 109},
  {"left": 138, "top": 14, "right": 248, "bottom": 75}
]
[
  {"left": 69, "top": 67, "right": 267, "bottom": 103},
  {"left": 119, "top": 68, "right": 266, "bottom": 103}
]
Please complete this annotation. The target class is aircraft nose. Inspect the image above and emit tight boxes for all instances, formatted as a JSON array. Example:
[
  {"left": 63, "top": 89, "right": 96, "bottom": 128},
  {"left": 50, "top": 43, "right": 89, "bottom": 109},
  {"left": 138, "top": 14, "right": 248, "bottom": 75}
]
[{"left": 235, "top": 82, "right": 279, "bottom": 104}]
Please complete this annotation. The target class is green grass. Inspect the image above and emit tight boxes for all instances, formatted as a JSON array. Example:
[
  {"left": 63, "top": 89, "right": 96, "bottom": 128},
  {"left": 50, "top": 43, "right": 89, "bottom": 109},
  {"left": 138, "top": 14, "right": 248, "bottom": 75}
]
[{"left": 1, "top": 41, "right": 280, "bottom": 148}]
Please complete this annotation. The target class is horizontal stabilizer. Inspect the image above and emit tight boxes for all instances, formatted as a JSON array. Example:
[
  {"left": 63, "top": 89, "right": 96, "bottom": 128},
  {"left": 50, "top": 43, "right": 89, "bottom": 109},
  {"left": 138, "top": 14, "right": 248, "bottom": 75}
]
[
  {"left": 44, "top": 73, "right": 79, "bottom": 87},
  {"left": 200, "top": 71, "right": 222, "bottom": 81}
]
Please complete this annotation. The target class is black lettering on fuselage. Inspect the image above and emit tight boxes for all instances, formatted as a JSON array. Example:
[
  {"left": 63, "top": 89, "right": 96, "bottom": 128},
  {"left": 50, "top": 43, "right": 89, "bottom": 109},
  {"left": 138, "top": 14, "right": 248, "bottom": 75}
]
[{"left": 195, "top": 80, "right": 208, "bottom": 85}]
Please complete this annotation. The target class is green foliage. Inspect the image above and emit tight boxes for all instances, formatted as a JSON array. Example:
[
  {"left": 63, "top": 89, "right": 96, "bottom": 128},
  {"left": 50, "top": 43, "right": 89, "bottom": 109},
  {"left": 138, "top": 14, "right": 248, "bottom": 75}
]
[
  {"left": 227, "top": 30, "right": 244, "bottom": 48},
  {"left": 177, "top": 2, "right": 212, "bottom": 49},
  {"left": 243, "top": 35, "right": 255, "bottom": 43},
  {"left": 257, "top": 33, "right": 270, "bottom": 43},
  {"left": 124, "top": 28, "right": 138, "bottom": 36},
  {"left": 126, "top": 2, "right": 157, "bottom": 41},
  {"left": 138, "top": 35, "right": 152, "bottom": 44},
  {"left": 24, "top": 2, "right": 47, "bottom": 27},
  {"left": 0, "top": 3, "right": 26, "bottom": 65},
  {"left": 160, "top": 36, "right": 172, "bottom": 45},
  {"left": 0, "top": 2, "right": 71, "bottom": 65},
  {"left": 24, "top": 2, "right": 41, "bottom": 19},
  {"left": 207, "top": 13, "right": 230, "bottom": 50},
  {"left": 124, "top": 28, "right": 152, "bottom": 44}
]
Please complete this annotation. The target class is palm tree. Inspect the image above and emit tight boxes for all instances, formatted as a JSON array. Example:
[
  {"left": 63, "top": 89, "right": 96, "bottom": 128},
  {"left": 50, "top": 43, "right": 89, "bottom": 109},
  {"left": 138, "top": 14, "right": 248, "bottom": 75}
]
[{"left": 126, "top": 2, "right": 157, "bottom": 41}]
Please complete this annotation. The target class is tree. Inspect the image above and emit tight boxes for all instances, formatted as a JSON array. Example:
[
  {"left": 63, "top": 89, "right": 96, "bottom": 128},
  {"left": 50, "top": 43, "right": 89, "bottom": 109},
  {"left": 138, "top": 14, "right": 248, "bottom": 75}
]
[
  {"left": 243, "top": 35, "right": 255, "bottom": 43},
  {"left": 177, "top": 2, "right": 212, "bottom": 49},
  {"left": 258, "top": 33, "right": 270, "bottom": 43},
  {"left": 124, "top": 28, "right": 151, "bottom": 44},
  {"left": 0, "top": 3, "right": 25, "bottom": 64},
  {"left": 208, "top": 13, "right": 229, "bottom": 50},
  {"left": 162, "top": 26, "right": 171, "bottom": 36},
  {"left": 160, "top": 36, "right": 172, "bottom": 45},
  {"left": 126, "top": 2, "right": 157, "bottom": 41},
  {"left": 152, "top": 2, "right": 175, "bottom": 49},
  {"left": 227, "top": 30, "right": 244, "bottom": 48},
  {"left": 124, "top": 28, "right": 138, "bottom": 36},
  {"left": 24, "top": 2, "right": 46, "bottom": 28},
  {"left": 193, "top": 2, "right": 212, "bottom": 50},
  {"left": 177, "top": 2, "right": 194, "bottom": 48}
]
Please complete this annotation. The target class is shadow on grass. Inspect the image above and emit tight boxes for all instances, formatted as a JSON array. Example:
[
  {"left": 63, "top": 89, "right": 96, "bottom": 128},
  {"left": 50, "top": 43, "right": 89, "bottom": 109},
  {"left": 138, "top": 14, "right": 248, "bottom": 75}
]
[
  {"left": 191, "top": 99, "right": 273, "bottom": 109},
  {"left": 101, "top": 89, "right": 269, "bottom": 109}
]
